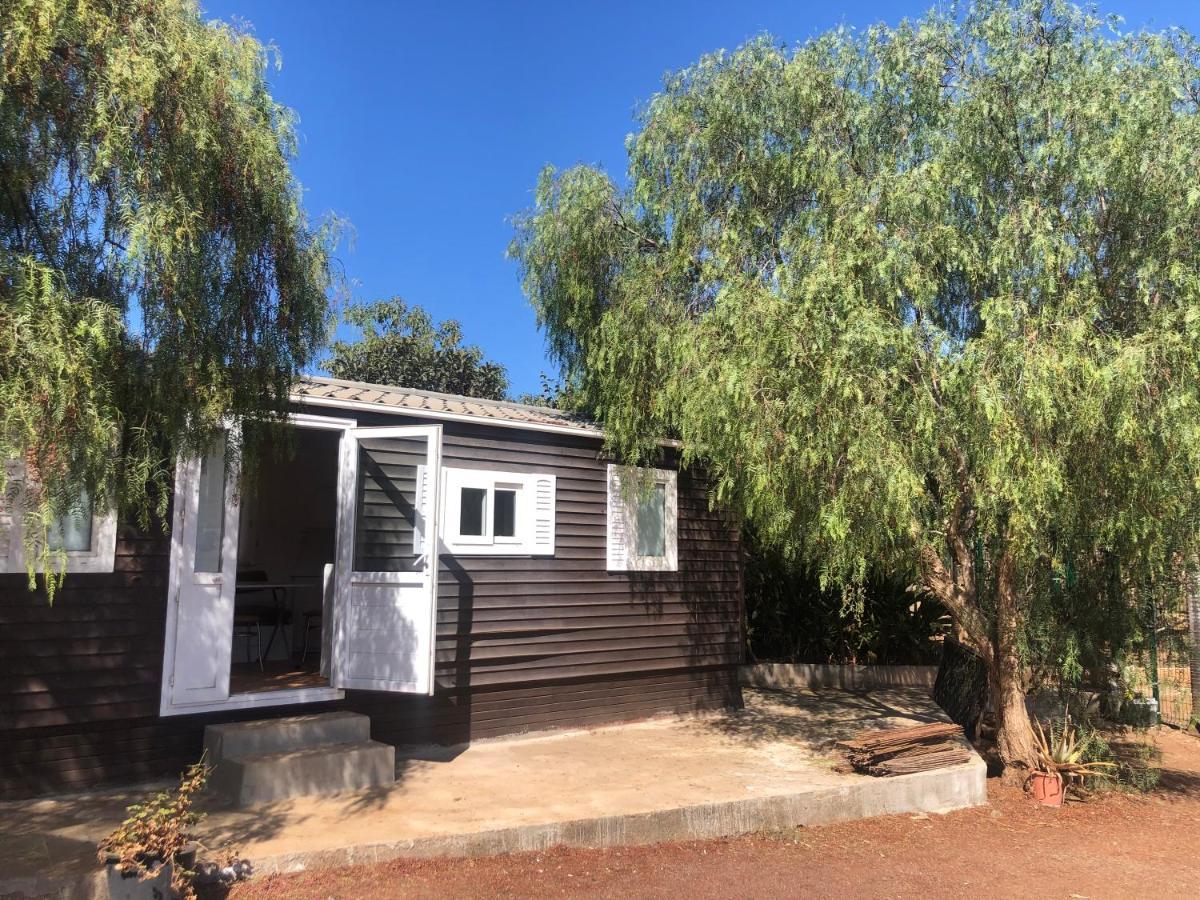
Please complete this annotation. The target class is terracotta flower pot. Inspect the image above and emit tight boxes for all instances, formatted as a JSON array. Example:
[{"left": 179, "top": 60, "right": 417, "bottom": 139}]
[{"left": 1029, "top": 770, "right": 1064, "bottom": 807}]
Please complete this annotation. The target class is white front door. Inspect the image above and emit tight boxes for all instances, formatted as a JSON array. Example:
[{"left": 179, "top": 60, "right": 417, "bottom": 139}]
[
  {"left": 332, "top": 425, "right": 441, "bottom": 694},
  {"left": 160, "top": 440, "right": 241, "bottom": 713}
]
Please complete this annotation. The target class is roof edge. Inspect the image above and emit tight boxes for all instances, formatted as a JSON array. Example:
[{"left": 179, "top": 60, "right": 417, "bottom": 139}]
[
  {"left": 301, "top": 374, "right": 583, "bottom": 421},
  {"left": 291, "top": 375, "right": 680, "bottom": 448}
]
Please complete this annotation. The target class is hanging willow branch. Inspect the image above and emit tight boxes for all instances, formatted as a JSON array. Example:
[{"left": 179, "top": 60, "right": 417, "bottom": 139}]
[{"left": 0, "top": 0, "right": 342, "bottom": 598}]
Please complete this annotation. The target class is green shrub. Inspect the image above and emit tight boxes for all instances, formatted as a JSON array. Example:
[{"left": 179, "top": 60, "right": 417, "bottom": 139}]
[
  {"left": 744, "top": 529, "right": 950, "bottom": 665},
  {"left": 1068, "top": 719, "right": 1161, "bottom": 794}
]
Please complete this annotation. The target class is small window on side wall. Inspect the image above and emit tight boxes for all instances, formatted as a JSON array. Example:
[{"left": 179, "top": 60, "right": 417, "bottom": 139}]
[
  {"left": 606, "top": 465, "right": 678, "bottom": 572},
  {"left": 0, "top": 462, "right": 118, "bottom": 574},
  {"left": 440, "top": 467, "right": 556, "bottom": 556}
]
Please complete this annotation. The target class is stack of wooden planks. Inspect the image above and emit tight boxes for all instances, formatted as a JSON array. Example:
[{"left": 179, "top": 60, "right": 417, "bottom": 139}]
[{"left": 836, "top": 722, "right": 972, "bottom": 776}]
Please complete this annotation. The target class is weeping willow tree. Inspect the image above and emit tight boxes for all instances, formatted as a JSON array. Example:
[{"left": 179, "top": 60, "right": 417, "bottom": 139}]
[
  {"left": 512, "top": 0, "right": 1200, "bottom": 769},
  {"left": 0, "top": 0, "right": 339, "bottom": 588}
]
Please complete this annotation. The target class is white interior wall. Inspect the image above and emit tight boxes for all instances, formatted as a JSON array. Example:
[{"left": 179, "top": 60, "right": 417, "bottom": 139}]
[{"left": 232, "top": 426, "right": 340, "bottom": 664}]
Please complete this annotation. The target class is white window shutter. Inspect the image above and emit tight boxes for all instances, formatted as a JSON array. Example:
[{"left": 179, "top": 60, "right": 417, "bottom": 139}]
[
  {"left": 530, "top": 474, "right": 556, "bottom": 555},
  {"left": 0, "top": 505, "right": 10, "bottom": 568},
  {"left": 0, "top": 461, "right": 24, "bottom": 572},
  {"left": 606, "top": 465, "right": 630, "bottom": 571},
  {"left": 412, "top": 463, "right": 429, "bottom": 555},
  {"left": 0, "top": 499, "right": 12, "bottom": 572},
  {"left": 661, "top": 470, "right": 679, "bottom": 572}
]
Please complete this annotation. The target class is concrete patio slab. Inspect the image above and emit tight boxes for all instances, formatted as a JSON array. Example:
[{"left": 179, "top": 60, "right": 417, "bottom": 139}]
[{"left": 0, "top": 687, "right": 986, "bottom": 898}]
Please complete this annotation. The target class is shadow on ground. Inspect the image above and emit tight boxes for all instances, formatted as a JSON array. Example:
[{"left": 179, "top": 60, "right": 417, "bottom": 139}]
[
  {"left": 700, "top": 687, "right": 943, "bottom": 751},
  {"left": 0, "top": 752, "right": 450, "bottom": 891}
]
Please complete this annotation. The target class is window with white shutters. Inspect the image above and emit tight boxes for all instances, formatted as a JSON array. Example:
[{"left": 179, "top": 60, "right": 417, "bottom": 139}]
[
  {"left": 0, "top": 461, "right": 21, "bottom": 572},
  {"left": 440, "top": 467, "right": 556, "bottom": 556},
  {"left": 606, "top": 465, "right": 678, "bottom": 572},
  {"left": 0, "top": 461, "right": 118, "bottom": 574}
]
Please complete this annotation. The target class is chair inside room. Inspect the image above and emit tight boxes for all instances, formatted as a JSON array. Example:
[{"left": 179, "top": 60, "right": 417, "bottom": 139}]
[{"left": 229, "top": 424, "right": 339, "bottom": 695}]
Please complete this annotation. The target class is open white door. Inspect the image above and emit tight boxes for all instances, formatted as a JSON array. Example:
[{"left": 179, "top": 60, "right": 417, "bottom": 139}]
[
  {"left": 332, "top": 425, "right": 441, "bottom": 694},
  {"left": 160, "top": 440, "right": 241, "bottom": 713}
]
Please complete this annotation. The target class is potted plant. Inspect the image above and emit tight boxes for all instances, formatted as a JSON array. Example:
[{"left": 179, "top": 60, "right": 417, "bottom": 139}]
[
  {"left": 1029, "top": 716, "right": 1114, "bottom": 807},
  {"left": 98, "top": 758, "right": 210, "bottom": 899}
]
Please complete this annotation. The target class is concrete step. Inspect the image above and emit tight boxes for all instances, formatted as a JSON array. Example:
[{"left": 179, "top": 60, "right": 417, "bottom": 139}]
[
  {"left": 209, "top": 739, "right": 397, "bottom": 806},
  {"left": 203, "top": 712, "right": 371, "bottom": 762}
]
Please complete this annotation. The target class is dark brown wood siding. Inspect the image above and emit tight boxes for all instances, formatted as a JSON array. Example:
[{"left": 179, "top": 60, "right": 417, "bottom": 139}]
[{"left": 0, "top": 412, "right": 742, "bottom": 798}]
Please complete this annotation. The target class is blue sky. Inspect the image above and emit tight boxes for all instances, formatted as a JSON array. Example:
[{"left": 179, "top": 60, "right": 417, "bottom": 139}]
[{"left": 200, "top": 0, "right": 1200, "bottom": 398}]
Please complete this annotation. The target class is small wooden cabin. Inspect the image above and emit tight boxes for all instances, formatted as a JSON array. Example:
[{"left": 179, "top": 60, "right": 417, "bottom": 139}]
[{"left": 0, "top": 376, "right": 743, "bottom": 798}]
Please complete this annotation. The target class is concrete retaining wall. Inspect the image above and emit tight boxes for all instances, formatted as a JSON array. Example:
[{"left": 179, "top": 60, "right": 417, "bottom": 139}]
[
  {"left": 742, "top": 663, "right": 937, "bottom": 692},
  {"left": 249, "top": 757, "right": 986, "bottom": 875},
  {"left": 13, "top": 752, "right": 986, "bottom": 898}
]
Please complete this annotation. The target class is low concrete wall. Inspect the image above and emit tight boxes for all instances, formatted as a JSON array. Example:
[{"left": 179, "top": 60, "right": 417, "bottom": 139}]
[
  {"left": 249, "top": 757, "right": 986, "bottom": 875},
  {"left": 743, "top": 663, "right": 937, "bottom": 692},
  {"left": 17, "top": 753, "right": 987, "bottom": 898}
]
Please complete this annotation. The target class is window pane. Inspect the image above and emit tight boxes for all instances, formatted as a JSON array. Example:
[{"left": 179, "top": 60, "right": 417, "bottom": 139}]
[
  {"left": 494, "top": 489, "right": 516, "bottom": 538},
  {"left": 459, "top": 487, "right": 486, "bottom": 536},
  {"left": 634, "top": 483, "right": 666, "bottom": 557},
  {"left": 48, "top": 488, "right": 93, "bottom": 552},
  {"left": 353, "top": 437, "right": 426, "bottom": 572},
  {"left": 194, "top": 444, "right": 226, "bottom": 573}
]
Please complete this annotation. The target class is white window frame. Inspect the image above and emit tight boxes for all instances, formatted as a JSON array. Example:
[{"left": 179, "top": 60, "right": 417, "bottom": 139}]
[
  {"left": 606, "top": 465, "right": 678, "bottom": 573},
  {"left": 440, "top": 467, "right": 555, "bottom": 556},
  {"left": 0, "top": 462, "right": 118, "bottom": 575}
]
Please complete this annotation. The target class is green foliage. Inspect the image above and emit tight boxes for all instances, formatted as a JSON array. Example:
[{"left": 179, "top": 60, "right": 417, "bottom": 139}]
[
  {"left": 511, "top": 0, "right": 1200, "bottom": 759},
  {"left": 745, "top": 528, "right": 949, "bottom": 665},
  {"left": 98, "top": 758, "right": 210, "bottom": 897},
  {"left": 514, "top": 371, "right": 593, "bottom": 413},
  {"left": 0, "top": 0, "right": 339, "bottom": 592},
  {"left": 327, "top": 298, "right": 508, "bottom": 400},
  {"left": 1024, "top": 559, "right": 1139, "bottom": 689},
  {"left": 1046, "top": 717, "right": 1162, "bottom": 793}
]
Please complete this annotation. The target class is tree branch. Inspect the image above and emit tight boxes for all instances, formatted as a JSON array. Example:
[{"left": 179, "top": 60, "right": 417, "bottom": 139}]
[{"left": 917, "top": 539, "right": 994, "bottom": 661}]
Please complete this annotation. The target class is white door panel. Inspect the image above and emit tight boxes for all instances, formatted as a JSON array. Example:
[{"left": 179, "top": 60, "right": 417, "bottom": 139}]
[
  {"left": 340, "top": 581, "right": 432, "bottom": 688},
  {"left": 333, "top": 425, "right": 441, "bottom": 694},
  {"left": 161, "top": 440, "right": 240, "bottom": 712}
]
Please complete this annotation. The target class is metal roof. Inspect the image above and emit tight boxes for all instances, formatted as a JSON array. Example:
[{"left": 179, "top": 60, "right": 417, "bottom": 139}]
[{"left": 293, "top": 375, "right": 601, "bottom": 436}]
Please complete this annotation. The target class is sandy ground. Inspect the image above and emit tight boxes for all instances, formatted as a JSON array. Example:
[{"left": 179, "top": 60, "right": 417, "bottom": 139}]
[{"left": 208, "top": 728, "right": 1200, "bottom": 900}]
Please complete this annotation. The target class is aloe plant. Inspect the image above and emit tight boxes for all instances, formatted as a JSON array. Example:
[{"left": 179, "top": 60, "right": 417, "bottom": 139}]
[{"left": 1033, "top": 716, "right": 1116, "bottom": 782}]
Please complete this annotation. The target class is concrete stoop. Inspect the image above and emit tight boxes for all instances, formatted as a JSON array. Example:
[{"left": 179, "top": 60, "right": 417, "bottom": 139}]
[{"left": 203, "top": 712, "right": 395, "bottom": 806}]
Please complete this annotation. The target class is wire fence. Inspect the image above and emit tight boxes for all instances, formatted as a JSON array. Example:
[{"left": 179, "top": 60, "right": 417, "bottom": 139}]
[{"left": 1136, "top": 588, "right": 1198, "bottom": 731}]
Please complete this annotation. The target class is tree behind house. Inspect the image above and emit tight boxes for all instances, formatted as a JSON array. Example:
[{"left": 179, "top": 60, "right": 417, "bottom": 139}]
[
  {"left": 326, "top": 299, "right": 509, "bottom": 400},
  {"left": 512, "top": 0, "right": 1200, "bottom": 769},
  {"left": 514, "top": 372, "right": 592, "bottom": 413}
]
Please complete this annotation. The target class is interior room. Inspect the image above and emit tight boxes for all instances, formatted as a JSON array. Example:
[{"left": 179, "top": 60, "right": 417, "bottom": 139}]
[{"left": 230, "top": 424, "right": 340, "bottom": 694}]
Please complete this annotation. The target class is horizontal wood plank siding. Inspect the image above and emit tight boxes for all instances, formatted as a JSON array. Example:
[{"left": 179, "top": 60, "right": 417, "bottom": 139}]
[{"left": 0, "top": 412, "right": 742, "bottom": 798}]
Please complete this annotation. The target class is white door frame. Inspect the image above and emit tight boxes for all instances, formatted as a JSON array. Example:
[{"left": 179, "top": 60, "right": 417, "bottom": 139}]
[
  {"left": 333, "top": 424, "right": 442, "bottom": 694},
  {"left": 158, "top": 412, "right": 356, "bottom": 717}
]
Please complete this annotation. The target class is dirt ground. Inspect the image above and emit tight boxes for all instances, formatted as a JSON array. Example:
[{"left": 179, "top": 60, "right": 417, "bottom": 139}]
[{"left": 207, "top": 728, "right": 1200, "bottom": 900}]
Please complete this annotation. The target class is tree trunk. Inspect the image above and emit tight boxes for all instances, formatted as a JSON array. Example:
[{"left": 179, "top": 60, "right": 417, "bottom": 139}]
[
  {"left": 917, "top": 534, "right": 1037, "bottom": 770},
  {"left": 992, "top": 552, "right": 1038, "bottom": 769}
]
